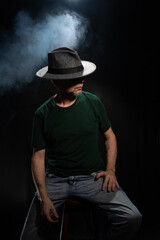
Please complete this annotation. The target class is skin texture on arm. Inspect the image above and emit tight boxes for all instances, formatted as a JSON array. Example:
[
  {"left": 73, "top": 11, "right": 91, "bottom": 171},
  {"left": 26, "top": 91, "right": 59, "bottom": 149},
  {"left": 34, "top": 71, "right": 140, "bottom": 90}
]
[
  {"left": 31, "top": 149, "right": 59, "bottom": 222},
  {"left": 96, "top": 127, "right": 120, "bottom": 192}
]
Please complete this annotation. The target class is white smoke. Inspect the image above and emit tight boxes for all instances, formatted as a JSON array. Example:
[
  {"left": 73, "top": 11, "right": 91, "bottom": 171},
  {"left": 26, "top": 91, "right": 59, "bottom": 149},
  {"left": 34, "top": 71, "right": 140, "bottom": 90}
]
[{"left": 0, "top": 10, "right": 89, "bottom": 93}]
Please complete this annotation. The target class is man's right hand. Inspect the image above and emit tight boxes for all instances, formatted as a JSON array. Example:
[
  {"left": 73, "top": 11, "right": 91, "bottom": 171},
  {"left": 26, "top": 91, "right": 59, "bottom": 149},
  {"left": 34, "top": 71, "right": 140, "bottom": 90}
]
[{"left": 40, "top": 197, "right": 59, "bottom": 223}]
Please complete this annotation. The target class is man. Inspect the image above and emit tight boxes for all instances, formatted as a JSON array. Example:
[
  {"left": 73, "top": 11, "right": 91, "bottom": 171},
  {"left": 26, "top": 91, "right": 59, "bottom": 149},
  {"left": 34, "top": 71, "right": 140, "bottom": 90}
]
[{"left": 20, "top": 47, "right": 142, "bottom": 240}]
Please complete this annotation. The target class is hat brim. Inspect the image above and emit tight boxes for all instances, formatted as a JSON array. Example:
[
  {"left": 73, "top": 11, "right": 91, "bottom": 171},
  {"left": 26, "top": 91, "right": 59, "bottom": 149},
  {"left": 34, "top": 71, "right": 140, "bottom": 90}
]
[{"left": 36, "top": 61, "right": 96, "bottom": 80}]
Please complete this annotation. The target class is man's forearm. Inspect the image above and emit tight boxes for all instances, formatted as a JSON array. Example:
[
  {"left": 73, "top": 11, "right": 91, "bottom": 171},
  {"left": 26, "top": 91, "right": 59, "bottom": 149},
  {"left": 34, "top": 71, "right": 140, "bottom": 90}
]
[
  {"left": 97, "top": 129, "right": 119, "bottom": 191},
  {"left": 31, "top": 149, "right": 48, "bottom": 201},
  {"left": 105, "top": 133, "right": 117, "bottom": 172},
  {"left": 31, "top": 149, "right": 59, "bottom": 222}
]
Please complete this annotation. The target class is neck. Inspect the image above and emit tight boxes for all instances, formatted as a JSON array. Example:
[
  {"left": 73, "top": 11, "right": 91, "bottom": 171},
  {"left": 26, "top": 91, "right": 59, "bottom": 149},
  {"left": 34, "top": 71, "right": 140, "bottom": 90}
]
[{"left": 54, "top": 91, "right": 77, "bottom": 108}]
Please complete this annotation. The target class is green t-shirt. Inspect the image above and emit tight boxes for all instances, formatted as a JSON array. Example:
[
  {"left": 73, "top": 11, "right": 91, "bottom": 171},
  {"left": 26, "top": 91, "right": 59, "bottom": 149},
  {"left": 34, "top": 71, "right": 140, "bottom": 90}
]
[{"left": 31, "top": 91, "right": 111, "bottom": 177}]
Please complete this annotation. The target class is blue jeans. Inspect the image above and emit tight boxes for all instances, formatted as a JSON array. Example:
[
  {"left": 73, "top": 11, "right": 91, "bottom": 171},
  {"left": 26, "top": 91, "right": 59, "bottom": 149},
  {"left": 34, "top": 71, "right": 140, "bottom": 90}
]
[{"left": 20, "top": 173, "right": 142, "bottom": 240}]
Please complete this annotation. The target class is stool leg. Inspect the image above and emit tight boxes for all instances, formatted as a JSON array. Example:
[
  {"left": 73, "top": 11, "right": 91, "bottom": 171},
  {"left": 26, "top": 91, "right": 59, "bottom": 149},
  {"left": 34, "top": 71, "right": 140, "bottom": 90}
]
[
  {"left": 91, "top": 207, "right": 99, "bottom": 240},
  {"left": 59, "top": 204, "right": 70, "bottom": 240}
]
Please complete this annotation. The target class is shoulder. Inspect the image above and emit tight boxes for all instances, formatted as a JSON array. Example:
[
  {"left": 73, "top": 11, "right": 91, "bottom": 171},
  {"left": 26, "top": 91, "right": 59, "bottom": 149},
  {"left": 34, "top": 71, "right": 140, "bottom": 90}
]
[
  {"left": 82, "top": 91, "right": 101, "bottom": 103},
  {"left": 82, "top": 91, "right": 103, "bottom": 108},
  {"left": 35, "top": 96, "right": 54, "bottom": 117}
]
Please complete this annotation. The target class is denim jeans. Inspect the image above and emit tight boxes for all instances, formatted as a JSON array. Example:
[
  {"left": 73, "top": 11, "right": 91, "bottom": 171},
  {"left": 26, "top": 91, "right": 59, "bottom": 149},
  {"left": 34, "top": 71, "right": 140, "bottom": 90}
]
[{"left": 20, "top": 173, "right": 142, "bottom": 240}]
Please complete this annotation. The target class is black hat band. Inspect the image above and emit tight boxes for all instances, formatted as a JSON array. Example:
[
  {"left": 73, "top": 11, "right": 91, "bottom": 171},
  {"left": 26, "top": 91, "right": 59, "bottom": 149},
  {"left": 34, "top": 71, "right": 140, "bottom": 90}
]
[{"left": 48, "top": 65, "right": 84, "bottom": 75}]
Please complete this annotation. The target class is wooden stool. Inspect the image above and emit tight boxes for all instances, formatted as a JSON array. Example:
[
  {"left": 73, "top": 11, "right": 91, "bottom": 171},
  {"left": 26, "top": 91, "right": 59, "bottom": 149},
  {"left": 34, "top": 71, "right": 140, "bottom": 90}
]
[{"left": 59, "top": 198, "right": 97, "bottom": 240}]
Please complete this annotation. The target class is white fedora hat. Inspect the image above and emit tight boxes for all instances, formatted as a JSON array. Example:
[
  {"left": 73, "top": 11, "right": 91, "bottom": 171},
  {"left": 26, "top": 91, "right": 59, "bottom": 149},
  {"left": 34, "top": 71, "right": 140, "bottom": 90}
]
[{"left": 36, "top": 47, "right": 96, "bottom": 80}]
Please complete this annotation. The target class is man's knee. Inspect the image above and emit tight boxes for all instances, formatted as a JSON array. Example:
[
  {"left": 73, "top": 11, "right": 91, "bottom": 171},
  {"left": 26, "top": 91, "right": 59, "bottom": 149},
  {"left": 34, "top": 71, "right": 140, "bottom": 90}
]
[{"left": 127, "top": 209, "right": 142, "bottom": 231}]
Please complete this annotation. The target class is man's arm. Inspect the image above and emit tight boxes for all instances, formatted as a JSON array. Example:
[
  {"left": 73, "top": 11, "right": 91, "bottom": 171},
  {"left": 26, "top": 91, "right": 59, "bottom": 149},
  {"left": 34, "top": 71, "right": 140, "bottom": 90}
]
[
  {"left": 31, "top": 149, "right": 59, "bottom": 222},
  {"left": 96, "top": 127, "right": 120, "bottom": 192}
]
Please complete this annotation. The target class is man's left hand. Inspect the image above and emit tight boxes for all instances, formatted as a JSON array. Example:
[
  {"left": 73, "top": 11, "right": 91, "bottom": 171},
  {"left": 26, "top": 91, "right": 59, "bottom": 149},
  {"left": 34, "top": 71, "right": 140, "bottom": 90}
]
[{"left": 96, "top": 170, "right": 120, "bottom": 192}]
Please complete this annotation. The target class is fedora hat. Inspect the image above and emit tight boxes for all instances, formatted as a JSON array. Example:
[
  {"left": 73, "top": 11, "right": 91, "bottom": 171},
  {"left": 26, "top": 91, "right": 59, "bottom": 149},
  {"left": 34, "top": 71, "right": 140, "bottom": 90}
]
[{"left": 36, "top": 47, "right": 96, "bottom": 80}]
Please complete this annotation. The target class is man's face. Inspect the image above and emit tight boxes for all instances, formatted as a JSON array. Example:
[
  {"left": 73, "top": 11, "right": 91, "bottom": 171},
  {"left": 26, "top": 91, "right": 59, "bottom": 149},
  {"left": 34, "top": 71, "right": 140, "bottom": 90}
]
[{"left": 52, "top": 78, "right": 85, "bottom": 97}]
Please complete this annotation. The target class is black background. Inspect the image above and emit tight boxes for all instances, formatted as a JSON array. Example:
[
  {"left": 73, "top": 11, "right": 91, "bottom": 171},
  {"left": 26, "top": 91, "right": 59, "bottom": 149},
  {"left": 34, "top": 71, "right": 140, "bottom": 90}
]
[{"left": 0, "top": 0, "right": 159, "bottom": 239}]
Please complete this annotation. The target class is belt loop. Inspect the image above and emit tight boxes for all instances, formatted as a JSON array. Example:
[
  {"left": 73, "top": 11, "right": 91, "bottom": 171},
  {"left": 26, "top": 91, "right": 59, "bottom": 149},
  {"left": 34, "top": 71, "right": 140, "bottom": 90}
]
[
  {"left": 90, "top": 172, "right": 97, "bottom": 177},
  {"left": 46, "top": 173, "right": 54, "bottom": 178}
]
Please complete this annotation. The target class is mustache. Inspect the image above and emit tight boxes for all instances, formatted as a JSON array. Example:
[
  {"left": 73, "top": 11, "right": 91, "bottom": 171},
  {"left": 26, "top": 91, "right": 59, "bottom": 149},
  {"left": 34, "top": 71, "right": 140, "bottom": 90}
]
[{"left": 75, "top": 84, "right": 83, "bottom": 88}]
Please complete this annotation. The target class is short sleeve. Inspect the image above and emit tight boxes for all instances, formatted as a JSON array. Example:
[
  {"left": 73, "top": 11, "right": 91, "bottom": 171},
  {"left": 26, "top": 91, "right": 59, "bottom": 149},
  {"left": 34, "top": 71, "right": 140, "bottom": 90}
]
[
  {"left": 31, "top": 110, "right": 46, "bottom": 150},
  {"left": 97, "top": 98, "right": 111, "bottom": 132}
]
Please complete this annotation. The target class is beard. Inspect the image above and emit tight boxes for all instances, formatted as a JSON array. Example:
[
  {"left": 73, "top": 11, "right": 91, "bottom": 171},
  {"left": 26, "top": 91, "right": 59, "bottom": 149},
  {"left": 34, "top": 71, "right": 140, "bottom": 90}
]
[
  {"left": 72, "top": 90, "right": 82, "bottom": 97},
  {"left": 57, "top": 89, "right": 82, "bottom": 101}
]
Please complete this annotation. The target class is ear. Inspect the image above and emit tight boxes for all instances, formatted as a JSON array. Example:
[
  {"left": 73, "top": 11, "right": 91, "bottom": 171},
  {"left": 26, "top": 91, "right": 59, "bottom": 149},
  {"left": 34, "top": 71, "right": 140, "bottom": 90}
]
[{"left": 51, "top": 80, "right": 56, "bottom": 87}]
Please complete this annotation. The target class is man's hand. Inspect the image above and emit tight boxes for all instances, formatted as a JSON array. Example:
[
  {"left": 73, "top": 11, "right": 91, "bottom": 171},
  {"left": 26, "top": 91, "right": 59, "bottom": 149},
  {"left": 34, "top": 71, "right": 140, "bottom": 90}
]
[
  {"left": 96, "top": 170, "right": 120, "bottom": 192},
  {"left": 40, "top": 197, "right": 59, "bottom": 223}
]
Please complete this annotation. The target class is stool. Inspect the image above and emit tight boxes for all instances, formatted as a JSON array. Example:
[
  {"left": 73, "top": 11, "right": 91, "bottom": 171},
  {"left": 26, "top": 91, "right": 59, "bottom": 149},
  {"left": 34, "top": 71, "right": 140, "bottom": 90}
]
[{"left": 59, "top": 198, "right": 97, "bottom": 240}]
